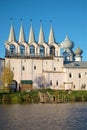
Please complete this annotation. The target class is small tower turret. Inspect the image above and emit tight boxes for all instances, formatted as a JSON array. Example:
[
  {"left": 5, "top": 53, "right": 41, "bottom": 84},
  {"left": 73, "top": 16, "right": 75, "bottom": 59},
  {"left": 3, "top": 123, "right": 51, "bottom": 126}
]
[{"left": 74, "top": 47, "right": 83, "bottom": 61}]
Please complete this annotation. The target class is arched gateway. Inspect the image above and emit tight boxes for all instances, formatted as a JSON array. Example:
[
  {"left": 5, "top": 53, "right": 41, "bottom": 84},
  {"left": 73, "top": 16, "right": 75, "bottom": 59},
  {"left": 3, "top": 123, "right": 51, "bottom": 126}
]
[{"left": 9, "top": 80, "right": 17, "bottom": 92}]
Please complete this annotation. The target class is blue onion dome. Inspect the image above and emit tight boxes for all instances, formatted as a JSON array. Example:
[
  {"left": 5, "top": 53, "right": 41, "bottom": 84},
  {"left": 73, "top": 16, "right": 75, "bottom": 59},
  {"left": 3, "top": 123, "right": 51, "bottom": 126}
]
[
  {"left": 61, "top": 35, "right": 74, "bottom": 49},
  {"left": 74, "top": 47, "right": 83, "bottom": 55}
]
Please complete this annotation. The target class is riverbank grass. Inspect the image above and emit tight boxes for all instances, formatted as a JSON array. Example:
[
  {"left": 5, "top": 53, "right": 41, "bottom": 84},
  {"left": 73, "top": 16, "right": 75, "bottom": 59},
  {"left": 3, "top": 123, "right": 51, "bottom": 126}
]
[{"left": 0, "top": 89, "right": 87, "bottom": 104}]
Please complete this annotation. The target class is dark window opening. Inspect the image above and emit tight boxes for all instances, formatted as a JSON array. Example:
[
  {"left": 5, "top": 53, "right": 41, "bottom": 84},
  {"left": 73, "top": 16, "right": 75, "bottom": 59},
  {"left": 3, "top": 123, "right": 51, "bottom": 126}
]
[
  {"left": 40, "top": 45, "right": 45, "bottom": 57},
  {"left": 34, "top": 66, "right": 36, "bottom": 70},
  {"left": 69, "top": 73, "right": 72, "bottom": 78},
  {"left": 56, "top": 81, "right": 58, "bottom": 86},
  {"left": 22, "top": 66, "right": 25, "bottom": 71},
  {"left": 50, "top": 46, "right": 55, "bottom": 56},
  {"left": 50, "top": 80, "right": 52, "bottom": 85},
  {"left": 10, "top": 44, "right": 15, "bottom": 54},
  {"left": 30, "top": 45, "right": 35, "bottom": 56},
  {"left": 78, "top": 73, "right": 81, "bottom": 78},
  {"left": 54, "top": 67, "right": 56, "bottom": 71},
  {"left": 74, "top": 85, "right": 75, "bottom": 88},
  {"left": 20, "top": 45, "right": 25, "bottom": 56}
]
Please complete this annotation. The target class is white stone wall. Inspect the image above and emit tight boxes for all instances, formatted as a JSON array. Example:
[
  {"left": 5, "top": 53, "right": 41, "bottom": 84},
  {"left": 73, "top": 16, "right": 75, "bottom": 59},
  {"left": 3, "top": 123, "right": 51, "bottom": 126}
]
[
  {"left": 5, "top": 57, "right": 87, "bottom": 90},
  {"left": 5, "top": 57, "right": 64, "bottom": 88},
  {"left": 64, "top": 68, "right": 87, "bottom": 90}
]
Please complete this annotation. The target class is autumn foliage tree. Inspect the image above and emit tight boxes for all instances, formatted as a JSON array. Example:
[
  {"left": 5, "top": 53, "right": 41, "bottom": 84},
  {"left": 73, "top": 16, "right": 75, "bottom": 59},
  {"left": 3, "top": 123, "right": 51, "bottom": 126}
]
[{"left": 1, "top": 66, "right": 14, "bottom": 87}]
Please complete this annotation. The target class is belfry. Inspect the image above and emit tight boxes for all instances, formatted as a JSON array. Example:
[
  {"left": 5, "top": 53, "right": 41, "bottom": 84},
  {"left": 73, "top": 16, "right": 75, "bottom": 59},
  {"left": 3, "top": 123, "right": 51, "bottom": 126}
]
[{"left": 4, "top": 20, "right": 87, "bottom": 91}]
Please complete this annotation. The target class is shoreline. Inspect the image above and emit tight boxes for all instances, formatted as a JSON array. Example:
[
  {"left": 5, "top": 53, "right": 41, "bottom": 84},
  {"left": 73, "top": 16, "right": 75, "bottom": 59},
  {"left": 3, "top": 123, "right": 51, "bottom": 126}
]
[{"left": 0, "top": 89, "right": 87, "bottom": 104}]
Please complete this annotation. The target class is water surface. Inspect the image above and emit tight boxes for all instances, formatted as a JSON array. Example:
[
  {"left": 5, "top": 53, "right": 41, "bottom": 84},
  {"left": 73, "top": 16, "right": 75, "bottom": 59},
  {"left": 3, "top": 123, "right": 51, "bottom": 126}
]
[{"left": 0, "top": 103, "right": 87, "bottom": 130}]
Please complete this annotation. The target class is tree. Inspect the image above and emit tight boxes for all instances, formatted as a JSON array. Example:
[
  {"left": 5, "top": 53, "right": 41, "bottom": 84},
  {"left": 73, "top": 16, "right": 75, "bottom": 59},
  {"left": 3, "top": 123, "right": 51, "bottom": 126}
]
[
  {"left": 81, "top": 83, "right": 86, "bottom": 90},
  {"left": 1, "top": 66, "right": 14, "bottom": 87},
  {"left": 34, "top": 75, "right": 49, "bottom": 89}
]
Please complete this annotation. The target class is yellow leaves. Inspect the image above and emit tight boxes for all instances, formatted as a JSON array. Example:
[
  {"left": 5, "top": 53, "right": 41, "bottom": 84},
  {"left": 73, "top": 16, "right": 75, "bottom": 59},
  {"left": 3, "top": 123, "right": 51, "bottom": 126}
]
[{"left": 1, "top": 66, "right": 14, "bottom": 86}]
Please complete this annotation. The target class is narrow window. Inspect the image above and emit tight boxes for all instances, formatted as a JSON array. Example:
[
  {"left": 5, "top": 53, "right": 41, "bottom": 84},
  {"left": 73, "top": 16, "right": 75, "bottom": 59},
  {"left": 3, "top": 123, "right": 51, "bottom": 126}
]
[
  {"left": 69, "top": 73, "right": 72, "bottom": 78},
  {"left": 54, "top": 67, "right": 56, "bottom": 71},
  {"left": 74, "top": 85, "right": 75, "bottom": 88},
  {"left": 20, "top": 45, "right": 25, "bottom": 56},
  {"left": 78, "top": 73, "right": 81, "bottom": 78},
  {"left": 34, "top": 66, "right": 36, "bottom": 70},
  {"left": 50, "top": 46, "right": 55, "bottom": 56},
  {"left": 30, "top": 45, "right": 35, "bottom": 57},
  {"left": 10, "top": 44, "right": 15, "bottom": 54},
  {"left": 56, "top": 80, "right": 58, "bottom": 86},
  {"left": 22, "top": 66, "right": 25, "bottom": 71},
  {"left": 50, "top": 80, "right": 52, "bottom": 85},
  {"left": 40, "top": 45, "right": 44, "bottom": 57}
]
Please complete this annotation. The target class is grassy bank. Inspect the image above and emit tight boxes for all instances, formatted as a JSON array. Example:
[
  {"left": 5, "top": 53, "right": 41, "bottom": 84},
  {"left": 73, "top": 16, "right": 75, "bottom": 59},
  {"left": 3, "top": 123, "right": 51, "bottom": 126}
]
[{"left": 0, "top": 89, "right": 87, "bottom": 104}]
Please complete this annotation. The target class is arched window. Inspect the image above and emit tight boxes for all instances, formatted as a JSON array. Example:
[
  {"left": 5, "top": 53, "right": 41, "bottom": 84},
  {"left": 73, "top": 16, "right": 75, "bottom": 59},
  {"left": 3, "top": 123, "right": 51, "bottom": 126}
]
[
  {"left": 50, "top": 46, "right": 55, "bottom": 56},
  {"left": 20, "top": 45, "right": 25, "bottom": 56},
  {"left": 40, "top": 45, "right": 44, "bottom": 57},
  {"left": 30, "top": 45, "right": 35, "bottom": 56},
  {"left": 10, "top": 44, "right": 15, "bottom": 55}
]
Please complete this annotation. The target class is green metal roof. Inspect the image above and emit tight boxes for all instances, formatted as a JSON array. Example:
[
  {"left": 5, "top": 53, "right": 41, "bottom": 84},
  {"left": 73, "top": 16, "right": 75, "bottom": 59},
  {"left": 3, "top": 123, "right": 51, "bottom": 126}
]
[{"left": 21, "top": 80, "right": 33, "bottom": 84}]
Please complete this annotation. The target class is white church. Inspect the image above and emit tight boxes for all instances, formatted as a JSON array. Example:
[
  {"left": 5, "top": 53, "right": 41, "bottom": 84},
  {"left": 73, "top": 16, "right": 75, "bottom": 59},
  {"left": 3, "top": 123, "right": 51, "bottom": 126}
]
[{"left": 2, "top": 21, "right": 87, "bottom": 90}]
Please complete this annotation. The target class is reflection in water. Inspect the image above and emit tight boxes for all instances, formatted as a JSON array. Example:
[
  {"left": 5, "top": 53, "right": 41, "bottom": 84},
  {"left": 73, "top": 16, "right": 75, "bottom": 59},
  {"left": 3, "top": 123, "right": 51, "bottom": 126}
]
[{"left": 0, "top": 103, "right": 87, "bottom": 130}]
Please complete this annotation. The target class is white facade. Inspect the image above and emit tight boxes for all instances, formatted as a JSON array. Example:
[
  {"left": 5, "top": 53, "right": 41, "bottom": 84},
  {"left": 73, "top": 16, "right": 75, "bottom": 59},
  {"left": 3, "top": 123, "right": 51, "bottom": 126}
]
[{"left": 4, "top": 23, "right": 87, "bottom": 90}]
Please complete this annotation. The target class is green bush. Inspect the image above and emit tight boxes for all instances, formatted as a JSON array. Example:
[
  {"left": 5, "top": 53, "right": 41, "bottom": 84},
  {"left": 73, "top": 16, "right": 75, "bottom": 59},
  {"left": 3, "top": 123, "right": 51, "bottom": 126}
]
[{"left": 0, "top": 89, "right": 87, "bottom": 104}]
